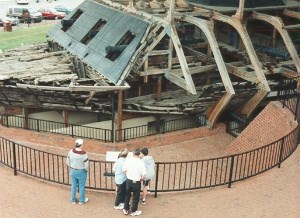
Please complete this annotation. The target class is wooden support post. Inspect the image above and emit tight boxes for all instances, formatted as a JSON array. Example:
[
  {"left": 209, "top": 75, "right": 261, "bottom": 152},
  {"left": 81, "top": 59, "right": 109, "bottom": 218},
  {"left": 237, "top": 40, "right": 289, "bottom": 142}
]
[
  {"left": 117, "top": 90, "right": 123, "bottom": 141},
  {"left": 23, "top": 107, "right": 29, "bottom": 129},
  {"left": 144, "top": 57, "right": 149, "bottom": 83},
  {"left": 62, "top": 110, "right": 69, "bottom": 127},
  {"left": 235, "top": 0, "right": 245, "bottom": 20},
  {"left": 272, "top": 27, "right": 277, "bottom": 48},
  {"left": 138, "top": 85, "right": 142, "bottom": 96},
  {"left": 206, "top": 19, "right": 213, "bottom": 85},
  {"left": 156, "top": 114, "right": 161, "bottom": 133},
  {"left": 156, "top": 76, "right": 162, "bottom": 102}
]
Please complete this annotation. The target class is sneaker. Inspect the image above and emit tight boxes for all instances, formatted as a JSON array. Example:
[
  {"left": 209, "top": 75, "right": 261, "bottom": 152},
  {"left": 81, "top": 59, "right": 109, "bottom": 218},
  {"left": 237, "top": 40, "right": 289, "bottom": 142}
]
[
  {"left": 140, "top": 199, "right": 146, "bottom": 205},
  {"left": 79, "top": 198, "right": 89, "bottom": 205},
  {"left": 130, "top": 210, "right": 142, "bottom": 216},
  {"left": 114, "top": 204, "right": 124, "bottom": 210},
  {"left": 123, "top": 209, "right": 129, "bottom": 215},
  {"left": 71, "top": 201, "right": 76, "bottom": 205}
]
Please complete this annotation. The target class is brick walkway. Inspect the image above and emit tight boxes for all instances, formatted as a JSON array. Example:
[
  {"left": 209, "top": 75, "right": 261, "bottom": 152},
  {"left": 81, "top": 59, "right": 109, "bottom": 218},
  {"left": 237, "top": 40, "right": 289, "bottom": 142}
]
[{"left": 1, "top": 139, "right": 299, "bottom": 218}]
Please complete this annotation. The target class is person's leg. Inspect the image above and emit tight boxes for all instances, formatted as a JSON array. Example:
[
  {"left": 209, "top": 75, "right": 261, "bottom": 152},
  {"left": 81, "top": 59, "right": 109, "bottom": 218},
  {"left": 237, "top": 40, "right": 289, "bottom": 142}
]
[
  {"left": 115, "top": 181, "right": 126, "bottom": 206},
  {"left": 114, "top": 184, "right": 120, "bottom": 206},
  {"left": 119, "top": 180, "right": 127, "bottom": 204},
  {"left": 78, "top": 170, "right": 87, "bottom": 203},
  {"left": 123, "top": 179, "right": 132, "bottom": 211},
  {"left": 70, "top": 170, "right": 78, "bottom": 203},
  {"left": 131, "top": 181, "right": 141, "bottom": 212},
  {"left": 141, "top": 180, "right": 149, "bottom": 202}
]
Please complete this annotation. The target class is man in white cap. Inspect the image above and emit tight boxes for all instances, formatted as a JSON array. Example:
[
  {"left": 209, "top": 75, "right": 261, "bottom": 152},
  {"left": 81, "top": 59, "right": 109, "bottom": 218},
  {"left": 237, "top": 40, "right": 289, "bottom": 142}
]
[{"left": 66, "top": 139, "right": 89, "bottom": 204}]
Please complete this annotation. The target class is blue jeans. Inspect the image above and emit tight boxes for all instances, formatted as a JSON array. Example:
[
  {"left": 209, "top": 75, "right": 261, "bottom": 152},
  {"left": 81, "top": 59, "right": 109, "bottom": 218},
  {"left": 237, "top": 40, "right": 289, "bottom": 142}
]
[{"left": 70, "top": 169, "right": 87, "bottom": 203}]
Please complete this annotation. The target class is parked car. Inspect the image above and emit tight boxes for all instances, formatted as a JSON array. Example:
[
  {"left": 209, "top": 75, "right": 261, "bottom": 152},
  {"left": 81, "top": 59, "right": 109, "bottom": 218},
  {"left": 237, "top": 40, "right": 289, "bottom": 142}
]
[
  {"left": 16, "top": 0, "right": 29, "bottom": 5},
  {"left": 53, "top": 5, "right": 73, "bottom": 15},
  {"left": 0, "top": 16, "right": 20, "bottom": 26},
  {"left": 7, "top": 6, "right": 43, "bottom": 23},
  {"left": 38, "top": 8, "right": 66, "bottom": 19}
]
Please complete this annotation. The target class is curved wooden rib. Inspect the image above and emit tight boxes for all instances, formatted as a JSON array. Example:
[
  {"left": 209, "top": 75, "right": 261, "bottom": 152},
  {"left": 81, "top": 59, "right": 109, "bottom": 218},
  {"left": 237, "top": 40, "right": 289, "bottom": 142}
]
[
  {"left": 251, "top": 12, "right": 300, "bottom": 74},
  {"left": 212, "top": 13, "right": 270, "bottom": 117},
  {"left": 213, "top": 13, "right": 270, "bottom": 92},
  {"left": 182, "top": 15, "right": 235, "bottom": 127}
]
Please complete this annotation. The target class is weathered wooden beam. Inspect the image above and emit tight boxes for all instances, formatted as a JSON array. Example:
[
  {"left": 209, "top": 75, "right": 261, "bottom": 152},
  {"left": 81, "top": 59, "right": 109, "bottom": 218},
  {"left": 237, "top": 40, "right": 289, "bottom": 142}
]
[
  {"left": 182, "top": 15, "right": 235, "bottom": 95},
  {"left": 240, "top": 89, "right": 268, "bottom": 117},
  {"left": 167, "top": 24, "right": 197, "bottom": 94},
  {"left": 226, "top": 64, "right": 260, "bottom": 83},
  {"left": 212, "top": 12, "right": 270, "bottom": 92},
  {"left": 62, "top": 110, "right": 69, "bottom": 127},
  {"left": 16, "top": 83, "right": 130, "bottom": 92},
  {"left": 206, "top": 92, "right": 234, "bottom": 128},
  {"left": 251, "top": 12, "right": 300, "bottom": 74},
  {"left": 139, "top": 64, "right": 216, "bottom": 76},
  {"left": 235, "top": 0, "right": 245, "bottom": 20},
  {"left": 117, "top": 90, "right": 123, "bottom": 141},
  {"left": 284, "top": 24, "right": 300, "bottom": 30},
  {"left": 283, "top": 9, "right": 300, "bottom": 19}
]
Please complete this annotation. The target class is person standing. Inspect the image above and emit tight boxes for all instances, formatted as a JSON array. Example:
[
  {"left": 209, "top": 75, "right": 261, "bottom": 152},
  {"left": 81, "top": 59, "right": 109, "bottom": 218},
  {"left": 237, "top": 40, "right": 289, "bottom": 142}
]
[
  {"left": 66, "top": 139, "right": 89, "bottom": 205},
  {"left": 140, "top": 147, "right": 155, "bottom": 205},
  {"left": 113, "top": 148, "right": 128, "bottom": 210},
  {"left": 122, "top": 148, "right": 146, "bottom": 216}
]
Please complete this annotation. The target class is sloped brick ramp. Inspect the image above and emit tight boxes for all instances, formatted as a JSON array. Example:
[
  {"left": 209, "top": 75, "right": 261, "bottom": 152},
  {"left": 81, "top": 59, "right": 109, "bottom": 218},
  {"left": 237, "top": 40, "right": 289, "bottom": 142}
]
[{"left": 226, "top": 101, "right": 298, "bottom": 154}]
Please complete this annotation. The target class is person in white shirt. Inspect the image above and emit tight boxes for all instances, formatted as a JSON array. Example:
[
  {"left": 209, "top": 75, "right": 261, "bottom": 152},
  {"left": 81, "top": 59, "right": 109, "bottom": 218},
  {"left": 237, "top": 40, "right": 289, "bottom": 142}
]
[{"left": 122, "top": 148, "right": 146, "bottom": 216}]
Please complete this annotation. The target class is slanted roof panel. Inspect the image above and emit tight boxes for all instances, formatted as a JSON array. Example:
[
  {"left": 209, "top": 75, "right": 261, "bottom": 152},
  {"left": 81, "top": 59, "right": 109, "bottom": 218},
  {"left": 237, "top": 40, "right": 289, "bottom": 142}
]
[{"left": 47, "top": 0, "right": 150, "bottom": 84}]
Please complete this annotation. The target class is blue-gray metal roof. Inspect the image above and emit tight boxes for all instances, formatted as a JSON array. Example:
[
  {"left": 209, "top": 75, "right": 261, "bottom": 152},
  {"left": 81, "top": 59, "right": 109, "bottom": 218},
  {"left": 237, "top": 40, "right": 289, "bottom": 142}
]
[{"left": 47, "top": 0, "right": 150, "bottom": 84}]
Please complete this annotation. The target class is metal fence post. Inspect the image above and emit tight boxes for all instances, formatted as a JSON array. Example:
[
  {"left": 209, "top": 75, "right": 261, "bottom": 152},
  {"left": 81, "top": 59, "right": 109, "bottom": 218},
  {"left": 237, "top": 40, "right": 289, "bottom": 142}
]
[
  {"left": 154, "top": 163, "right": 159, "bottom": 198},
  {"left": 12, "top": 142, "right": 17, "bottom": 176},
  {"left": 6, "top": 115, "right": 9, "bottom": 128},
  {"left": 37, "top": 120, "right": 40, "bottom": 132},
  {"left": 228, "top": 155, "right": 235, "bottom": 188},
  {"left": 71, "top": 125, "right": 74, "bottom": 137},
  {"left": 278, "top": 138, "right": 285, "bottom": 168},
  {"left": 123, "top": 129, "right": 126, "bottom": 142}
]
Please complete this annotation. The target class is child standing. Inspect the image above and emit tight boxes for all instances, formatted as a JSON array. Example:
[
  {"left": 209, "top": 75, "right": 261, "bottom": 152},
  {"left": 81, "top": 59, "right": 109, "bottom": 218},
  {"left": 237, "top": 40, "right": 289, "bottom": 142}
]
[{"left": 140, "top": 147, "right": 155, "bottom": 205}]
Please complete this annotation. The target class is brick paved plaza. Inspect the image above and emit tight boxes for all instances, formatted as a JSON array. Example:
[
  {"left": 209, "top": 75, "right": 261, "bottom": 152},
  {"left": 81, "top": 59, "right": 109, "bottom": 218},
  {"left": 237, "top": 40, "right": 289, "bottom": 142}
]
[
  {"left": 0, "top": 136, "right": 299, "bottom": 218},
  {"left": 1, "top": 101, "right": 299, "bottom": 217}
]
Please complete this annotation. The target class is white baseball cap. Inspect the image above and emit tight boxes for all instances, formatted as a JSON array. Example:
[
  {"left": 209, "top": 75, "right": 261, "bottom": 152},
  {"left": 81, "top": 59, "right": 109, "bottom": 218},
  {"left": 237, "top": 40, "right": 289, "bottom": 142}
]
[{"left": 75, "top": 139, "right": 84, "bottom": 147}]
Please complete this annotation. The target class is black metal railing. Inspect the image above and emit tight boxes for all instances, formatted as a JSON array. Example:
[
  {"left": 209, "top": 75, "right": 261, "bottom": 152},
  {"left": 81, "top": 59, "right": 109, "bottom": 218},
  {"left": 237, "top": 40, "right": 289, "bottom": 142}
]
[
  {"left": 281, "top": 96, "right": 299, "bottom": 120},
  {"left": 0, "top": 98, "right": 299, "bottom": 196},
  {"left": 115, "top": 116, "right": 206, "bottom": 142},
  {"left": 0, "top": 123, "right": 298, "bottom": 196},
  {"left": 226, "top": 114, "right": 249, "bottom": 137},
  {"left": 0, "top": 114, "right": 112, "bottom": 142},
  {"left": 0, "top": 114, "right": 207, "bottom": 143}
]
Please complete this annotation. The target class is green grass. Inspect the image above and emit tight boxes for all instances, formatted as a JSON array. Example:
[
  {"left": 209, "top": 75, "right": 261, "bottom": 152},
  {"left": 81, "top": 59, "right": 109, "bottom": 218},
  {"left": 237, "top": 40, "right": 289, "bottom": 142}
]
[{"left": 0, "top": 23, "right": 55, "bottom": 52}]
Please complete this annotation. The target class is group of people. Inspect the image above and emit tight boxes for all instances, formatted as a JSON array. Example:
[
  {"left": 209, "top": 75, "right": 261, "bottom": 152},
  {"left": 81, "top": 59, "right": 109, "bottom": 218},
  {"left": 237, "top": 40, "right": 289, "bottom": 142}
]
[{"left": 66, "top": 139, "right": 155, "bottom": 217}]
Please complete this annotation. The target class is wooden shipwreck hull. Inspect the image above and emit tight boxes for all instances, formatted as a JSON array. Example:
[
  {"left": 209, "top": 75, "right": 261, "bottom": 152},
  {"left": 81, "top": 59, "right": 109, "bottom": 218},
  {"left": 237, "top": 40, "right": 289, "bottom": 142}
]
[{"left": 0, "top": 0, "right": 299, "bottom": 127}]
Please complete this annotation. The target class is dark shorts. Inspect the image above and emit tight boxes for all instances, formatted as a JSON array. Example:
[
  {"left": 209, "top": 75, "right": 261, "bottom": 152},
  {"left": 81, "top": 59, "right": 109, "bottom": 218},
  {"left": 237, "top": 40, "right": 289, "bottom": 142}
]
[{"left": 143, "top": 179, "right": 150, "bottom": 186}]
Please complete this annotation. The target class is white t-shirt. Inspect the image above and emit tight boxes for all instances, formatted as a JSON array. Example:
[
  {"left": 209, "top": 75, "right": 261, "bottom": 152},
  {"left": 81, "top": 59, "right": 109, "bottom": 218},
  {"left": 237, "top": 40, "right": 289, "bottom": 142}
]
[{"left": 122, "top": 156, "right": 146, "bottom": 181}]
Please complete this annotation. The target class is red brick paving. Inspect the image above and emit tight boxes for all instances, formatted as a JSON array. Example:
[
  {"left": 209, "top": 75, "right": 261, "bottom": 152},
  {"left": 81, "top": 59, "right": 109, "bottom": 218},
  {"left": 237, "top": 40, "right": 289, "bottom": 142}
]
[
  {"left": 1, "top": 146, "right": 299, "bottom": 218},
  {"left": 1, "top": 101, "right": 299, "bottom": 217}
]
